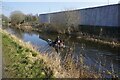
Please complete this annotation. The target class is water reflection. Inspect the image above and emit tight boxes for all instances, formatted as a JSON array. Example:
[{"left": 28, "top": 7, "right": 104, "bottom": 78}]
[
  {"left": 38, "top": 32, "right": 119, "bottom": 77},
  {"left": 4, "top": 27, "right": 119, "bottom": 78},
  {"left": 5, "top": 27, "right": 24, "bottom": 39}
]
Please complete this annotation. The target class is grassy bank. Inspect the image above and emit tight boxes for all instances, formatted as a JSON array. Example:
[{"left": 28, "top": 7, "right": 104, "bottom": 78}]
[
  {"left": 1, "top": 28, "right": 72, "bottom": 78},
  {"left": 2, "top": 30, "right": 53, "bottom": 78}
]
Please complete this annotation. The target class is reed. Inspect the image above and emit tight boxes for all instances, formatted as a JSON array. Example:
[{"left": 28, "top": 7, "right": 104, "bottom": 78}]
[{"left": 1, "top": 28, "right": 118, "bottom": 78}]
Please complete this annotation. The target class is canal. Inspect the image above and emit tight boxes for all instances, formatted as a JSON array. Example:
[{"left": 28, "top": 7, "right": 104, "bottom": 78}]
[{"left": 4, "top": 27, "right": 119, "bottom": 78}]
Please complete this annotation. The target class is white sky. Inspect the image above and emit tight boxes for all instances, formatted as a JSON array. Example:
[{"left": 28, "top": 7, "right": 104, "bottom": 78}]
[
  {"left": 2, "top": 0, "right": 120, "bottom": 3},
  {"left": 1, "top": 0, "right": 120, "bottom": 17}
]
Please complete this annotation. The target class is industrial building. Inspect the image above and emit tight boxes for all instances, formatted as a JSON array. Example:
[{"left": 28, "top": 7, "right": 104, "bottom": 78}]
[{"left": 39, "top": 4, "right": 119, "bottom": 27}]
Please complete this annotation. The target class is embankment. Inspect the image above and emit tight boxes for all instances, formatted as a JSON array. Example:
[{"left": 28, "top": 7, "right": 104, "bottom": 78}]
[{"left": 1, "top": 29, "right": 53, "bottom": 78}]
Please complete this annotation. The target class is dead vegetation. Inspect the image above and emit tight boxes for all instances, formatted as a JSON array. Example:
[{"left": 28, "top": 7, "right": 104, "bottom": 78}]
[{"left": 1, "top": 28, "right": 118, "bottom": 78}]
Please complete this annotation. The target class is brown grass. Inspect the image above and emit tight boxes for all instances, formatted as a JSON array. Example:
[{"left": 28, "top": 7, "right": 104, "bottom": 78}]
[{"left": 1, "top": 28, "right": 117, "bottom": 78}]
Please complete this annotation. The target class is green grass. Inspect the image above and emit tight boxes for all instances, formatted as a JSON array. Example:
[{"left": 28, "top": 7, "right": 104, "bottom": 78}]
[
  {"left": 2, "top": 32, "right": 54, "bottom": 78},
  {"left": 2, "top": 29, "right": 117, "bottom": 78}
]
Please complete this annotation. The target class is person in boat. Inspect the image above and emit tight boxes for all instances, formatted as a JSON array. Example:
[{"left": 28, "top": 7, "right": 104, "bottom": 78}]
[
  {"left": 53, "top": 36, "right": 65, "bottom": 48},
  {"left": 55, "top": 36, "right": 60, "bottom": 43},
  {"left": 47, "top": 36, "right": 61, "bottom": 47},
  {"left": 60, "top": 40, "right": 65, "bottom": 48},
  {"left": 54, "top": 36, "right": 61, "bottom": 47}
]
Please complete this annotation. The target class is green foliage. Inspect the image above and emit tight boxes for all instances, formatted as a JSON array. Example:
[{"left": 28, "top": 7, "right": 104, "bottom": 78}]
[{"left": 2, "top": 32, "right": 54, "bottom": 78}]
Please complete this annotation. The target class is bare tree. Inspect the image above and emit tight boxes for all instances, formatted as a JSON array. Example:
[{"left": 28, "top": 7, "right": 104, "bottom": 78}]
[
  {"left": 49, "top": 12, "right": 67, "bottom": 33},
  {"left": 10, "top": 11, "right": 25, "bottom": 25},
  {"left": 63, "top": 9, "right": 80, "bottom": 34},
  {"left": 49, "top": 8, "right": 80, "bottom": 34}
]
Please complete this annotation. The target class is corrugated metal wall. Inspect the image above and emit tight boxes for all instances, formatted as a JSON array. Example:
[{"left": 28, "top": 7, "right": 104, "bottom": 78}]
[{"left": 39, "top": 4, "right": 119, "bottom": 27}]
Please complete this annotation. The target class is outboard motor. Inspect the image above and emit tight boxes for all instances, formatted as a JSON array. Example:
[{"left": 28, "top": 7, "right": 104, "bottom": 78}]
[{"left": 47, "top": 39, "right": 52, "bottom": 46}]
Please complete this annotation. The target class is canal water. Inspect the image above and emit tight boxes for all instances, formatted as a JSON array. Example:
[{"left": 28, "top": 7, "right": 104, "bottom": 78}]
[{"left": 4, "top": 27, "right": 119, "bottom": 78}]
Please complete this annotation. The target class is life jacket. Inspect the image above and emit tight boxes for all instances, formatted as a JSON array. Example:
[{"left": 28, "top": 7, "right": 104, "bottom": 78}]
[{"left": 58, "top": 40, "right": 61, "bottom": 43}]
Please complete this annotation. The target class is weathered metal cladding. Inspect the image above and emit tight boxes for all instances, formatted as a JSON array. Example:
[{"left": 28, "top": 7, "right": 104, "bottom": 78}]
[
  {"left": 49, "top": 12, "right": 67, "bottom": 25},
  {"left": 79, "top": 4, "right": 119, "bottom": 27},
  {"left": 118, "top": 4, "right": 120, "bottom": 27},
  {"left": 39, "top": 4, "right": 119, "bottom": 27},
  {"left": 39, "top": 14, "right": 50, "bottom": 23}
]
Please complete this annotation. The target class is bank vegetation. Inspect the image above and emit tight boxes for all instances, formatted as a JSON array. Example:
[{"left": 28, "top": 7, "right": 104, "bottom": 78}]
[
  {"left": 2, "top": 10, "right": 120, "bottom": 48},
  {"left": 1, "top": 27, "right": 119, "bottom": 78}
]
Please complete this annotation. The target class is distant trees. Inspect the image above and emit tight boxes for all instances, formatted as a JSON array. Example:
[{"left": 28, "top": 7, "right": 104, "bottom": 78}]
[
  {"left": 25, "top": 14, "right": 39, "bottom": 23},
  {"left": 1, "top": 14, "right": 10, "bottom": 26},
  {"left": 10, "top": 11, "right": 25, "bottom": 25},
  {"left": 9, "top": 10, "right": 39, "bottom": 27},
  {"left": 2, "top": 14, "right": 10, "bottom": 23},
  {"left": 2, "top": 10, "right": 39, "bottom": 31}
]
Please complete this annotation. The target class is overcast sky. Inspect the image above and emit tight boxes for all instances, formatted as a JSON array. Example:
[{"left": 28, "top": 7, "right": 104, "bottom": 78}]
[{"left": 2, "top": 0, "right": 120, "bottom": 17}]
